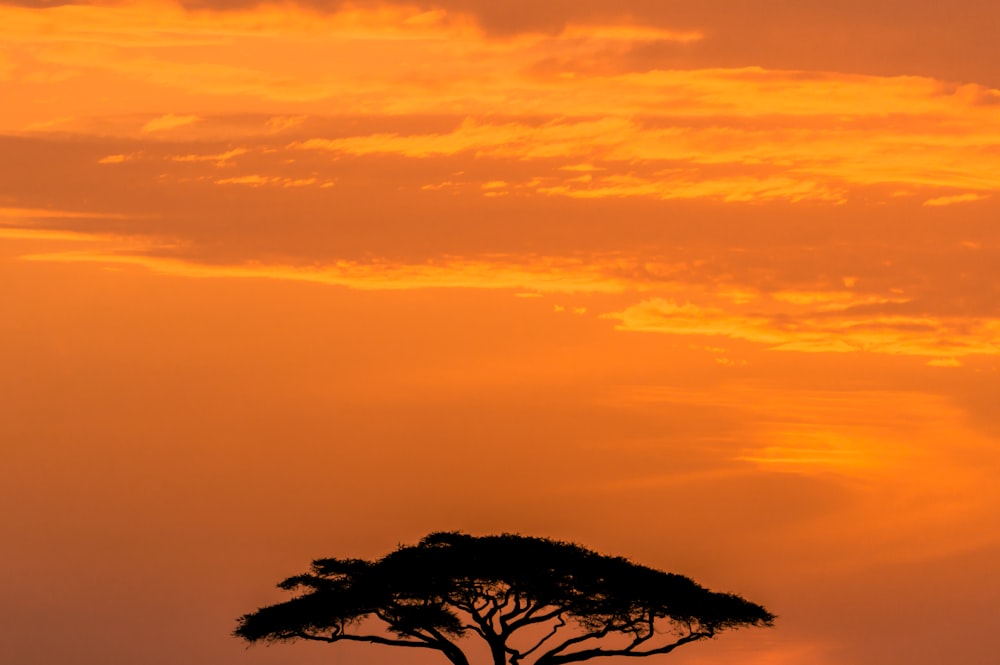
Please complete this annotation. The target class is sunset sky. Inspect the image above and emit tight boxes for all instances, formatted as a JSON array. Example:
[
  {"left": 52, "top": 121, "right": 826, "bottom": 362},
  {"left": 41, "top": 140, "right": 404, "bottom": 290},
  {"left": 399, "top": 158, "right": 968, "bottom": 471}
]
[{"left": 2, "top": 1, "right": 999, "bottom": 664}]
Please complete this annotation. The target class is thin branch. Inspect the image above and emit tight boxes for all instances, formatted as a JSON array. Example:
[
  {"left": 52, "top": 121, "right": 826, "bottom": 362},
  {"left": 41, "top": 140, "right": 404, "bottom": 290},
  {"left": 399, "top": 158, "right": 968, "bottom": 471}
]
[
  {"left": 468, "top": 600, "right": 500, "bottom": 636},
  {"left": 508, "top": 614, "right": 567, "bottom": 665},
  {"left": 623, "top": 613, "right": 655, "bottom": 652},
  {"left": 536, "top": 624, "right": 614, "bottom": 661},
  {"left": 422, "top": 626, "right": 475, "bottom": 665},
  {"left": 290, "top": 631, "right": 441, "bottom": 649},
  {"left": 494, "top": 587, "right": 517, "bottom": 630},
  {"left": 500, "top": 597, "right": 535, "bottom": 630},
  {"left": 370, "top": 610, "right": 439, "bottom": 645},
  {"left": 498, "top": 589, "right": 515, "bottom": 613},
  {"left": 463, "top": 623, "right": 488, "bottom": 639},
  {"left": 449, "top": 599, "right": 473, "bottom": 614},
  {"left": 368, "top": 608, "right": 472, "bottom": 665},
  {"left": 505, "top": 606, "right": 565, "bottom": 633},
  {"left": 483, "top": 598, "right": 502, "bottom": 623},
  {"left": 542, "top": 630, "right": 714, "bottom": 665},
  {"left": 502, "top": 594, "right": 527, "bottom": 623}
]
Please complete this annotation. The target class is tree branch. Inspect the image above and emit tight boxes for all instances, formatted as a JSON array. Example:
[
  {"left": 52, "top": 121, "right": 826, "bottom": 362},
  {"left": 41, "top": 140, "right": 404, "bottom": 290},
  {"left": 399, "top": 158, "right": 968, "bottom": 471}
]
[
  {"left": 535, "top": 624, "right": 613, "bottom": 663},
  {"left": 500, "top": 594, "right": 528, "bottom": 625},
  {"left": 541, "top": 630, "right": 714, "bottom": 665},
  {"left": 367, "top": 609, "right": 472, "bottom": 665},
  {"left": 505, "top": 605, "right": 565, "bottom": 633},
  {"left": 508, "top": 614, "right": 567, "bottom": 665},
  {"left": 623, "top": 613, "right": 655, "bottom": 652},
  {"left": 420, "top": 626, "right": 474, "bottom": 665},
  {"left": 463, "top": 623, "right": 488, "bottom": 639},
  {"left": 290, "top": 631, "right": 441, "bottom": 649}
]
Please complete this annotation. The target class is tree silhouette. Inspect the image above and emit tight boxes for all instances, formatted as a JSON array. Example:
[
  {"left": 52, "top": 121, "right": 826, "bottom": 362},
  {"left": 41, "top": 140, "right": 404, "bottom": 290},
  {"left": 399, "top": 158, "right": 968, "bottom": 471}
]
[{"left": 235, "top": 532, "right": 774, "bottom": 665}]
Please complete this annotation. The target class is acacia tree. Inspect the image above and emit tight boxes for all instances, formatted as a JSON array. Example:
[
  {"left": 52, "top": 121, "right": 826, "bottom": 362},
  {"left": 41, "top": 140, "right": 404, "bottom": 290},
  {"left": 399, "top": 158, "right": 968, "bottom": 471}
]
[{"left": 235, "top": 532, "right": 774, "bottom": 665}]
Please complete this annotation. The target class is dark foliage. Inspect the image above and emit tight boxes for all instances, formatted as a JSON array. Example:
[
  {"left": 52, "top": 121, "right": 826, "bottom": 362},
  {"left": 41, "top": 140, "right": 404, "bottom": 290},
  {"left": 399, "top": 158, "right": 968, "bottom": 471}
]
[{"left": 235, "top": 532, "right": 774, "bottom": 665}]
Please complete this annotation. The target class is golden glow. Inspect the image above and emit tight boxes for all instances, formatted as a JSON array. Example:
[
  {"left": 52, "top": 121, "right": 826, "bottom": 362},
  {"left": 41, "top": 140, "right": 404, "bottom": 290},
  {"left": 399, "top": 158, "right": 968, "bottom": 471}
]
[{"left": 4, "top": 3, "right": 1000, "bottom": 665}]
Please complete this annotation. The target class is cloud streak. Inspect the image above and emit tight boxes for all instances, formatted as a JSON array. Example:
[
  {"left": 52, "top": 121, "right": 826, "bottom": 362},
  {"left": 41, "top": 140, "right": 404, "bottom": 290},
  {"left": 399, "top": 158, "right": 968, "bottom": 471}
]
[
  {"left": 4, "top": 3, "right": 998, "bottom": 205},
  {"left": 607, "top": 297, "right": 1000, "bottom": 361}
]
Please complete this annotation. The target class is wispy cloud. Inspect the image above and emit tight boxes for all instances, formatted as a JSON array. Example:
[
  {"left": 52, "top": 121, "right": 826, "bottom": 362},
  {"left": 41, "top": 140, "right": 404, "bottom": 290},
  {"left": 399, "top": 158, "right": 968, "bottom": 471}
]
[
  {"left": 4, "top": 3, "right": 999, "bottom": 204},
  {"left": 170, "top": 147, "right": 247, "bottom": 163},
  {"left": 296, "top": 113, "right": 1000, "bottom": 200},
  {"left": 97, "top": 153, "right": 132, "bottom": 164},
  {"left": 607, "top": 297, "right": 1000, "bottom": 360},
  {"left": 0, "top": 206, "right": 134, "bottom": 222},
  {"left": 923, "top": 193, "right": 990, "bottom": 207},
  {"left": 19, "top": 249, "right": 639, "bottom": 294},
  {"left": 141, "top": 113, "right": 200, "bottom": 133}
]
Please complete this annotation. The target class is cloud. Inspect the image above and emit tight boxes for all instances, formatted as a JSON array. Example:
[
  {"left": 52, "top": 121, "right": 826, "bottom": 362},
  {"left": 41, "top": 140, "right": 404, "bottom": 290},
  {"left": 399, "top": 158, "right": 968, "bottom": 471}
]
[
  {"left": 265, "top": 115, "right": 306, "bottom": 132},
  {"left": 3, "top": 2, "right": 999, "bottom": 205},
  {"left": 607, "top": 297, "right": 1000, "bottom": 360},
  {"left": 3, "top": 3, "right": 998, "bottom": 118},
  {"left": 923, "top": 193, "right": 990, "bottom": 207},
  {"left": 19, "top": 248, "right": 639, "bottom": 295},
  {"left": 213, "top": 174, "right": 270, "bottom": 185},
  {"left": 294, "top": 111, "right": 1000, "bottom": 199},
  {"left": 536, "top": 173, "right": 844, "bottom": 204},
  {"left": 0, "top": 227, "right": 108, "bottom": 242},
  {"left": 213, "top": 174, "right": 329, "bottom": 187},
  {"left": 20, "top": 116, "right": 77, "bottom": 131},
  {"left": 0, "top": 207, "right": 139, "bottom": 244},
  {"left": 10, "top": 206, "right": 997, "bottom": 364},
  {"left": 96, "top": 154, "right": 131, "bottom": 164},
  {"left": 553, "top": 304, "right": 587, "bottom": 315},
  {"left": 170, "top": 147, "right": 247, "bottom": 163},
  {"left": 926, "top": 358, "right": 962, "bottom": 367},
  {"left": 141, "top": 113, "right": 200, "bottom": 133},
  {"left": 0, "top": 206, "right": 133, "bottom": 222},
  {"left": 294, "top": 118, "right": 632, "bottom": 159}
]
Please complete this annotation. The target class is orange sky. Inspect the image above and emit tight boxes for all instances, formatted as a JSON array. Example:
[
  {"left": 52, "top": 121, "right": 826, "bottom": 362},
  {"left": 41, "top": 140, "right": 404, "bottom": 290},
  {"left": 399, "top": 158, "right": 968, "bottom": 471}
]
[{"left": 2, "top": 2, "right": 999, "bottom": 664}]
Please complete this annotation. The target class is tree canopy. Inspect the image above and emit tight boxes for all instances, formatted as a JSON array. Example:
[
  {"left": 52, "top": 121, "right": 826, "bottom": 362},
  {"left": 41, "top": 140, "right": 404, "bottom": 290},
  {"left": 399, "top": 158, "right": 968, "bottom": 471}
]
[{"left": 235, "top": 532, "right": 774, "bottom": 665}]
